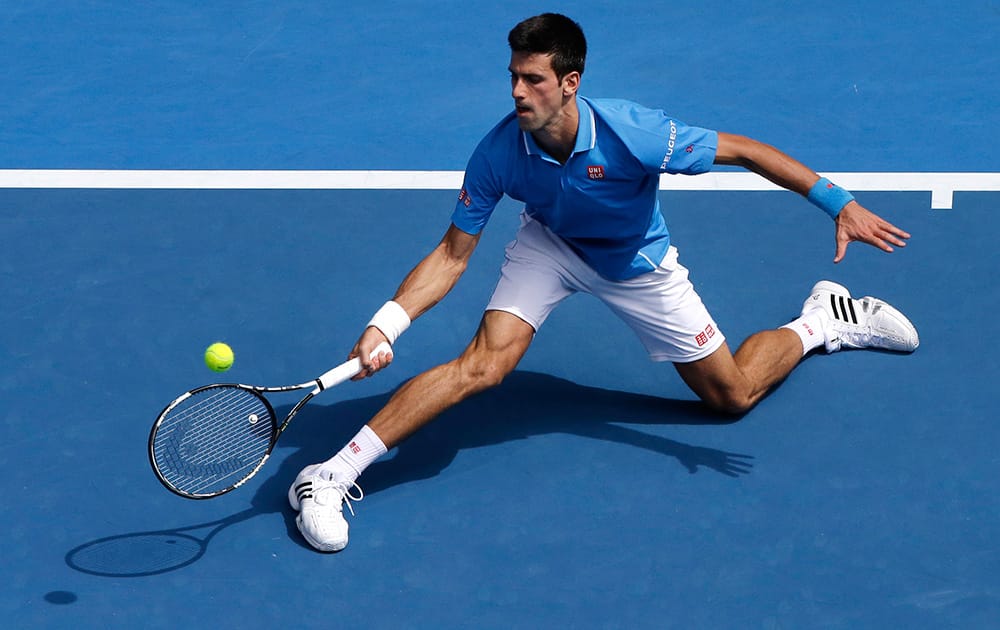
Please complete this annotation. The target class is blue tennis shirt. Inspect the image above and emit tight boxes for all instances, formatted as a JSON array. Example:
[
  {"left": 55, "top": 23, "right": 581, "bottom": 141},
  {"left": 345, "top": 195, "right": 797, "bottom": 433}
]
[{"left": 452, "top": 96, "right": 718, "bottom": 280}]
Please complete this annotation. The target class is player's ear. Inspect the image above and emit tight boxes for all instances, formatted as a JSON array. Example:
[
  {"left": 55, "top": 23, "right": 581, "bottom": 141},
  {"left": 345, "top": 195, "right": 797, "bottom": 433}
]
[{"left": 561, "top": 71, "right": 580, "bottom": 96}]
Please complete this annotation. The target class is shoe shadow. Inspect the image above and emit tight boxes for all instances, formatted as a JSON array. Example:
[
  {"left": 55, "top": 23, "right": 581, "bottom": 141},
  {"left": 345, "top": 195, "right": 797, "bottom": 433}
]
[{"left": 257, "top": 370, "right": 754, "bottom": 549}]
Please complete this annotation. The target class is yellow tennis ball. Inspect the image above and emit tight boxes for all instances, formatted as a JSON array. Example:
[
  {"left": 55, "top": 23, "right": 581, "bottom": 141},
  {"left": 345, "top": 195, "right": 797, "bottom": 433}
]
[{"left": 204, "top": 342, "right": 234, "bottom": 372}]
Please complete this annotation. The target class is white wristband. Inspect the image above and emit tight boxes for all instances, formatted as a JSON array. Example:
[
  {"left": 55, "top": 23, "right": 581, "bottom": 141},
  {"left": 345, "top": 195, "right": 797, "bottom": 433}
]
[{"left": 367, "top": 301, "right": 411, "bottom": 344}]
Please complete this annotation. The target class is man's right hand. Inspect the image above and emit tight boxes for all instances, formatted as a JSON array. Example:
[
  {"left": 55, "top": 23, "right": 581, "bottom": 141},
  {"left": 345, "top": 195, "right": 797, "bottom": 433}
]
[{"left": 350, "top": 327, "right": 393, "bottom": 380}]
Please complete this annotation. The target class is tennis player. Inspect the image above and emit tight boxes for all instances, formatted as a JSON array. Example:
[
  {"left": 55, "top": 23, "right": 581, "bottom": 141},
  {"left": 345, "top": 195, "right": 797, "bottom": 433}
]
[{"left": 288, "top": 13, "right": 919, "bottom": 552}]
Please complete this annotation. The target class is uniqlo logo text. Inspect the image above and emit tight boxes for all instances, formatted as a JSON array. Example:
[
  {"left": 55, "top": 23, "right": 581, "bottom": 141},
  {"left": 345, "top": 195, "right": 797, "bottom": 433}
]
[
  {"left": 587, "top": 165, "right": 605, "bottom": 180},
  {"left": 349, "top": 442, "right": 361, "bottom": 454},
  {"left": 695, "top": 324, "right": 715, "bottom": 347}
]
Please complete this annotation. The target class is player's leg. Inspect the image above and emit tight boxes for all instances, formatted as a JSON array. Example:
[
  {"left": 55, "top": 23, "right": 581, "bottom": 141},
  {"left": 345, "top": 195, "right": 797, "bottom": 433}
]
[
  {"left": 673, "top": 280, "right": 920, "bottom": 414},
  {"left": 590, "top": 245, "right": 805, "bottom": 414},
  {"left": 289, "top": 212, "right": 574, "bottom": 552},
  {"left": 594, "top": 244, "right": 918, "bottom": 414},
  {"left": 368, "top": 310, "right": 536, "bottom": 447},
  {"left": 289, "top": 310, "right": 535, "bottom": 552},
  {"left": 367, "top": 214, "right": 577, "bottom": 449},
  {"left": 673, "top": 331, "right": 802, "bottom": 414}
]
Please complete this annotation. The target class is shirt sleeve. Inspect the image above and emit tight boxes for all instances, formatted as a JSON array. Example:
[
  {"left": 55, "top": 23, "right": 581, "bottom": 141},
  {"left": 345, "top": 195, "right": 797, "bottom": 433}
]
[
  {"left": 607, "top": 102, "right": 718, "bottom": 175},
  {"left": 450, "top": 140, "right": 505, "bottom": 235},
  {"left": 656, "top": 119, "right": 717, "bottom": 175}
]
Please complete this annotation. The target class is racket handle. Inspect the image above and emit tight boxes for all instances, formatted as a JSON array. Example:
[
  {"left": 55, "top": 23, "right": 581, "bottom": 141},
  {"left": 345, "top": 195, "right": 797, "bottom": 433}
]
[{"left": 315, "top": 342, "right": 393, "bottom": 391}]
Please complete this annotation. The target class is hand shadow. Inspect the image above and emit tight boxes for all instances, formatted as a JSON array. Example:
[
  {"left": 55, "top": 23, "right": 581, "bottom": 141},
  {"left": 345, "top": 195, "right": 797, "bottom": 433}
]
[{"left": 256, "top": 369, "right": 754, "bottom": 547}]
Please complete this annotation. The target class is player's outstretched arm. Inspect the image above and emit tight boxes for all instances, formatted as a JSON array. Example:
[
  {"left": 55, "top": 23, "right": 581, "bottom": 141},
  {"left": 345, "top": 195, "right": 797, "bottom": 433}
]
[
  {"left": 714, "top": 132, "right": 910, "bottom": 262},
  {"left": 351, "top": 224, "right": 482, "bottom": 377}
]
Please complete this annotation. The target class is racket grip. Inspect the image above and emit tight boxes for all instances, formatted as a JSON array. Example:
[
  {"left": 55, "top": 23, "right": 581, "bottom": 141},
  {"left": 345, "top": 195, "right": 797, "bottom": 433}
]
[{"left": 316, "top": 342, "right": 393, "bottom": 391}]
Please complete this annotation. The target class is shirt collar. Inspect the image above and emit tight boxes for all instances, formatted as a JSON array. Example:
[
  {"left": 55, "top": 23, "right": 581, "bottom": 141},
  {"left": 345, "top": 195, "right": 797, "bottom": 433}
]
[{"left": 521, "top": 95, "right": 595, "bottom": 161}]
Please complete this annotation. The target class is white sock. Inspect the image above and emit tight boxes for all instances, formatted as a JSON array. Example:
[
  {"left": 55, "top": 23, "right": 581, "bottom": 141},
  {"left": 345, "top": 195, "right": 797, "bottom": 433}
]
[
  {"left": 320, "top": 425, "right": 388, "bottom": 483},
  {"left": 781, "top": 312, "right": 826, "bottom": 356}
]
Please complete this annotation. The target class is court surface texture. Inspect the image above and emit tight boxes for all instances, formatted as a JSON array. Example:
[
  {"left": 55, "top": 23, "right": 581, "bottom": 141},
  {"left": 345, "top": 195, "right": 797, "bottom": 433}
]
[{"left": 2, "top": 2, "right": 998, "bottom": 628}]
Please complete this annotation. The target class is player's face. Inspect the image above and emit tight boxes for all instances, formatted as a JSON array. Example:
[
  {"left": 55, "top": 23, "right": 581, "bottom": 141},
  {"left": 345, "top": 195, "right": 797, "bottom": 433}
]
[{"left": 509, "top": 52, "right": 577, "bottom": 134}]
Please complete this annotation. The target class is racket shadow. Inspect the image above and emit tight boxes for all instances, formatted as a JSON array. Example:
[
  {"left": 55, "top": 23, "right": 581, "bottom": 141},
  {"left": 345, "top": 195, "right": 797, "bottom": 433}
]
[
  {"left": 65, "top": 508, "right": 257, "bottom": 578},
  {"left": 268, "top": 370, "right": 753, "bottom": 503}
]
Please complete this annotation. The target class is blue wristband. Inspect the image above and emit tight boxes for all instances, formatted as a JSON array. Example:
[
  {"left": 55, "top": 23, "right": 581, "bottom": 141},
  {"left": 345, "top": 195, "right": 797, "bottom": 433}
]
[{"left": 807, "top": 177, "right": 855, "bottom": 219}]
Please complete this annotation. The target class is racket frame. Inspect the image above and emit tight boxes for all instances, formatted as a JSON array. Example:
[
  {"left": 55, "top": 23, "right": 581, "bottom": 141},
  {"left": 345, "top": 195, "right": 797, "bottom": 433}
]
[{"left": 148, "top": 342, "right": 391, "bottom": 499}]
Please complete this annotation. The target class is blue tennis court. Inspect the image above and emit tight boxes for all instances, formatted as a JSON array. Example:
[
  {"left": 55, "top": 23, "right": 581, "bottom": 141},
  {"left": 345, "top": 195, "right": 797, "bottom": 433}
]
[{"left": 3, "top": 2, "right": 998, "bottom": 628}]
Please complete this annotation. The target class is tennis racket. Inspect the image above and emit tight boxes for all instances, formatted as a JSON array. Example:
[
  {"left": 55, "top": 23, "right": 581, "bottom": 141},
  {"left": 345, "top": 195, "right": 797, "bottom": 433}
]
[{"left": 148, "top": 342, "right": 391, "bottom": 500}]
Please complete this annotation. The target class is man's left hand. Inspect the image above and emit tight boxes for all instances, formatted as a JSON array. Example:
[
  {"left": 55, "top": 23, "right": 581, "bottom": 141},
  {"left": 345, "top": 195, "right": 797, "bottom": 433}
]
[{"left": 834, "top": 201, "right": 911, "bottom": 263}]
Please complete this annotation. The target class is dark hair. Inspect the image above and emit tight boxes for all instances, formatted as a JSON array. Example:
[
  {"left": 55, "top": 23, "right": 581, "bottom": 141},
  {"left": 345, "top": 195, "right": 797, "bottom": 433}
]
[{"left": 507, "top": 13, "right": 586, "bottom": 79}]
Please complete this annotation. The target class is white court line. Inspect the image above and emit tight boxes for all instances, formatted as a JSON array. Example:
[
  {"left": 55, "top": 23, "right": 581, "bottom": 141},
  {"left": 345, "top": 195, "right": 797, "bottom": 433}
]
[
  {"left": 663, "top": 172, "right": 1000, "bottom": 210},
  {"left": 0, "top": 170, "right": 998, "bottom": 209}
]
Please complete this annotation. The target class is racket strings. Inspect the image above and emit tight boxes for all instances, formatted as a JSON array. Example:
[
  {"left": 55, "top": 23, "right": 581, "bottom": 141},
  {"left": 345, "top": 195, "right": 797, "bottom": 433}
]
[
  {"left": 176, "top": 390, "right": 265, "bottom": 464},
  {"left": 152, "top": 387, "right": 274, "bottom": 496}
]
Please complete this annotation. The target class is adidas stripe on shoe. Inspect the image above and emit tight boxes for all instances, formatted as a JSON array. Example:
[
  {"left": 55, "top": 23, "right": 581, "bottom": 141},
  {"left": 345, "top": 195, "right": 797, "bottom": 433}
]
[
  {"left": 288, "top": 464, "right": 363, "bottom": 553},
  {"left": 802, "top": 280, "right": 919, "bottom": 353}
]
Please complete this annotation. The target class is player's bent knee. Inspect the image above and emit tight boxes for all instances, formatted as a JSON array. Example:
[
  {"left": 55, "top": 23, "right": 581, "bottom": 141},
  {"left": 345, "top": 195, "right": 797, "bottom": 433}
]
[
  {"left": 701, "top": 390, "right": 754, "bottom": 416},
  {"left": 455, "top": 353, "right": 511, "bottom": 395},
  {"left": 470, "top": 359, "right": 510, "bottom": 391}
]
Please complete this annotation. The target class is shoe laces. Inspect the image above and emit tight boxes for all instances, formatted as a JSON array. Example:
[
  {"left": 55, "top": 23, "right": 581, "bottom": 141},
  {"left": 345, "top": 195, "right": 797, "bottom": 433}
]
[{"left": 313, "top": 473, "right": 364, "bottom": 517}]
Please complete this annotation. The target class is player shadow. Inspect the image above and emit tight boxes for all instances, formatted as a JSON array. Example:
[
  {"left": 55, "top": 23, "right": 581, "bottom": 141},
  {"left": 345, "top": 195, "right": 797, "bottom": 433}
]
[
  {"left": 258, "top": 369, "right": 754, "bottom": 551},
  {"left": 66, "top": 370, "right": 753, "bottom": 574}
]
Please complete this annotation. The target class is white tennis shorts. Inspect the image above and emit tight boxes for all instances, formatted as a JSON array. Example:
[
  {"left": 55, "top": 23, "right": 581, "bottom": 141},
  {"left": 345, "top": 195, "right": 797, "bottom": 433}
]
[{"left": 486, "top": 213, "right": 726, "bottom": 363}]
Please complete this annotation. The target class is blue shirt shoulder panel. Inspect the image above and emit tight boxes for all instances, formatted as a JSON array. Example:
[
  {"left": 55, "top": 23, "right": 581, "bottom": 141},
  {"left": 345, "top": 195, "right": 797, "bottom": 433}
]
[
  {"left": 584, "top": 98, "right": 718, "bottom": 175},
  {"left": 451, "top": 112, "right": 519, "bottom": 236}
]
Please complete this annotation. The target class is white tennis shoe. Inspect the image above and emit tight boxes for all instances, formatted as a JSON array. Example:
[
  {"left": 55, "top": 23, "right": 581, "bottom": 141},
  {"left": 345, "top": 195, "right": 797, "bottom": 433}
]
[
  {"left": 802, "top": 280, "right": 919, "bottom": 353},
  {"left": 288, "top": 464, "right": 364, "bottom": 552}
]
